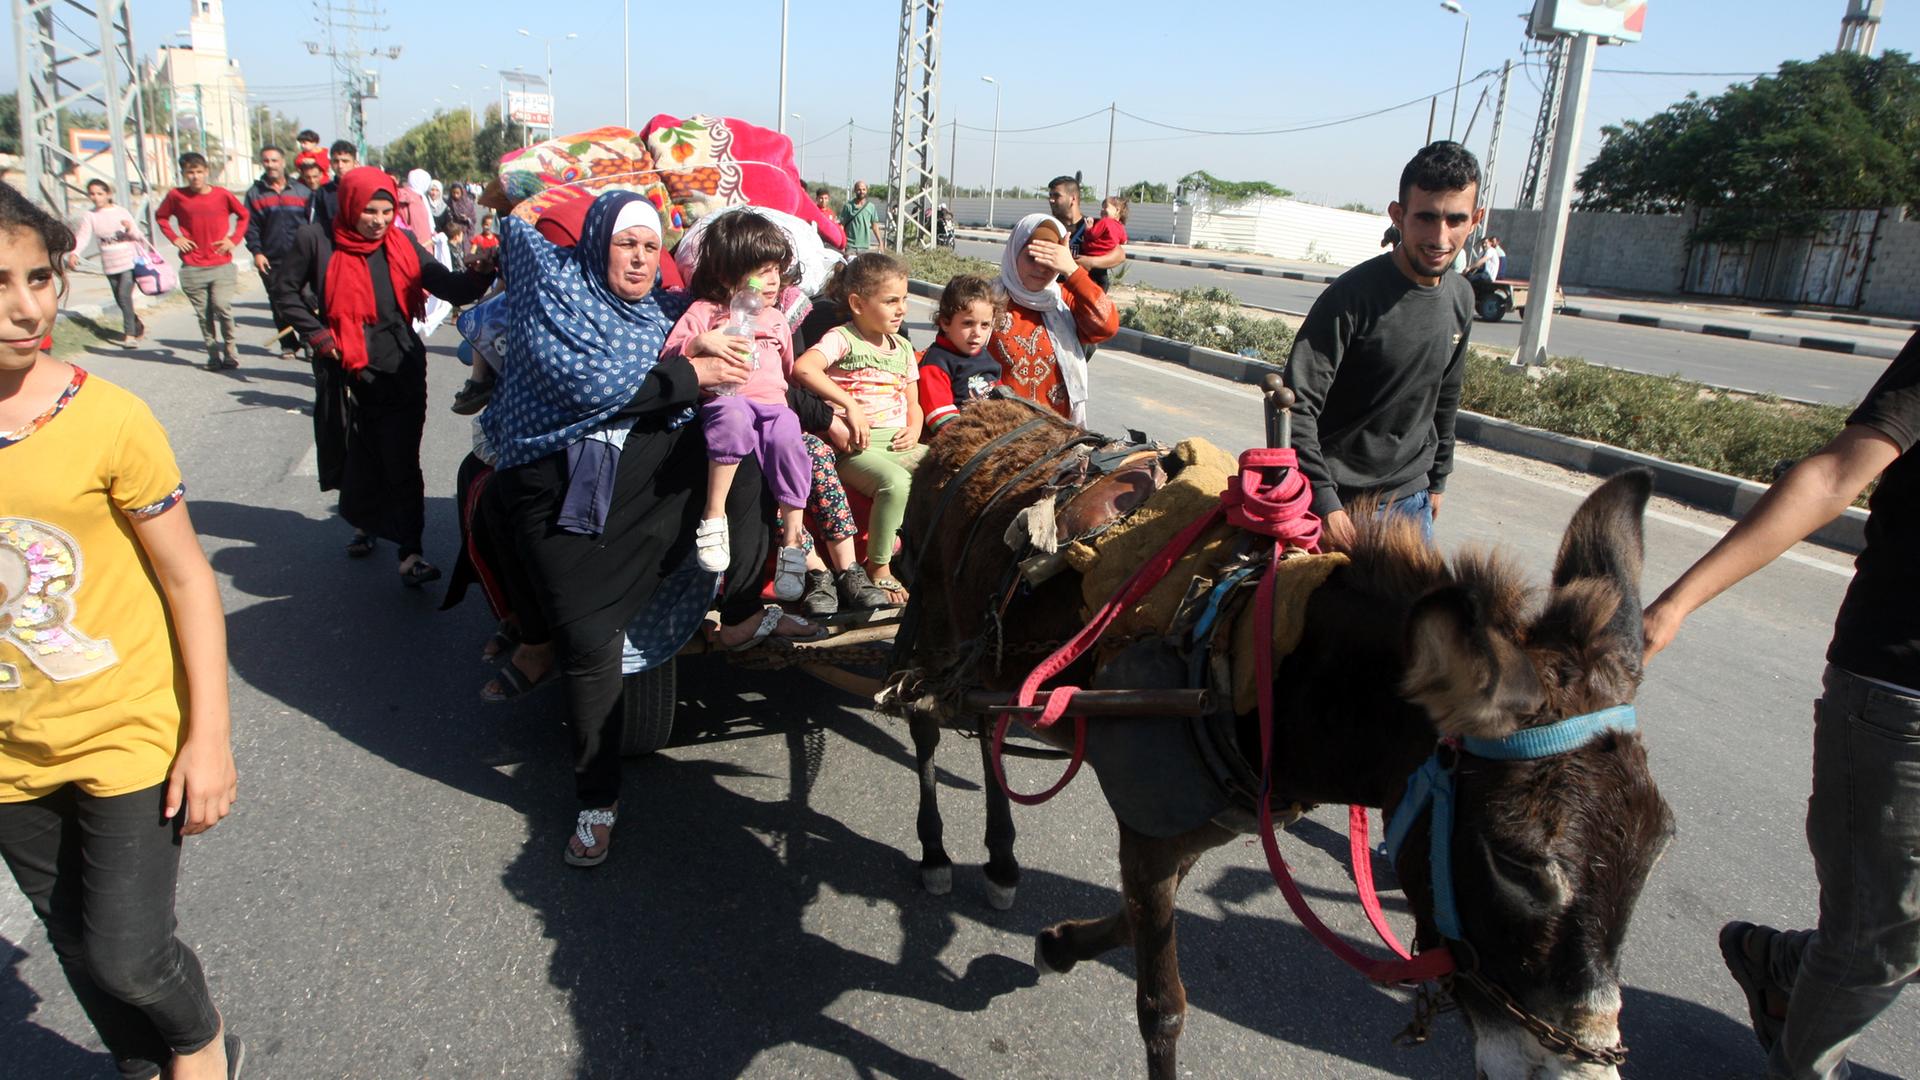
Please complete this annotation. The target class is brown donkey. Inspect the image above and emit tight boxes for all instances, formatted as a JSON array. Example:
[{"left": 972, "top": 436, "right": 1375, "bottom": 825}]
[{"left": 890, "top": 400, "right": 1674, "bottom": 1078}]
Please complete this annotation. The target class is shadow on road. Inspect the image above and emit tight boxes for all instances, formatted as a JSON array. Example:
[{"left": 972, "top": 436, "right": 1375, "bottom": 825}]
[{"left": 1, "top": 937, "right": 109, "bottom": 1076}]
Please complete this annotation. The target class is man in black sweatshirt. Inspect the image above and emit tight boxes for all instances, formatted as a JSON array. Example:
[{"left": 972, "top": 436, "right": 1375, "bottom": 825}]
[{"left": 1283, "top": 141, "right": 1481, "bottom": 550}]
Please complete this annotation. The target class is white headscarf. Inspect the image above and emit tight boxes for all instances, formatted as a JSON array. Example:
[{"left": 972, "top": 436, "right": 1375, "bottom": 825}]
[
  {"left": 1000, "top": 212, "right": 1089, "bottom": 424},
  {"left": 406, "top": 168, "right": 431, "bottom": 197},
  {"left": 611, "top": 197, "right": 662, "bottom": 241}
]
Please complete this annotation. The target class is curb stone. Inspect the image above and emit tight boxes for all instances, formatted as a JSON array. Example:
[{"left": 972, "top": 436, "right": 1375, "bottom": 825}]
[
  {"left": 908, "top": 277, "right": 1867, "bottom": 554},
  {"left": 1558, "top": 305, "right": 1905, "bottom": 361}
]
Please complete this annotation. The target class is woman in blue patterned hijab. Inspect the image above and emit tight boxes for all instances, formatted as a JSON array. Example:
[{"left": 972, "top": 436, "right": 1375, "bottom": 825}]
[{"left": 481, "top": 190, "right": 692, "bottom": 470}]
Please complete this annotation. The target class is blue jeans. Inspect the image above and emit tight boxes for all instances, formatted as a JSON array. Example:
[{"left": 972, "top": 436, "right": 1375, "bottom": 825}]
[
  {"left": 1764, "top": 665, "right": 1920, "bottom": 1079},
  {"left": 1380, "top": 489, "right": 1435, "bottom": 544}
]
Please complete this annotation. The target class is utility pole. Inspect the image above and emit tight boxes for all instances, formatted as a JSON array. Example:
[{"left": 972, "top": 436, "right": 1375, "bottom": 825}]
[
  {"left": 303, "top": 2, "right": 400, "bottom": 156},
  {"left": 1518, "top": 37, "right": 1568, "bottom": 210},
  {"left": 1102, "top": 101, "right": 1115, "bottom": 202},
  {"left": 777, "top": 0, "right": 789, "bottom": 133},
  {"left": 1477, "top": 59, "right": 1511, "bottom": 245},
  {"left": 1425, "top": 96, "right": 1437, "bottom": 143},
  {"left": 948, "top": 115, "right": 958, "bottom": 196},
  {"left": 13, "top": 0, "right": 155, "bottom": 229},
  {"left": 845, "top": 117, "right": 853, "bottom": 191},
  {"left": 1515, "top": 33, "right": 1597, "bottom": 367},
  {"left": 886, "top": 0, "right": 943, "bottom": 251}
]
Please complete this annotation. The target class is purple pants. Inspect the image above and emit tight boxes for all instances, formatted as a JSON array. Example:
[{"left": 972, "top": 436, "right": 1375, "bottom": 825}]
[{"left": 701, "top": 396, "right": 811, "bottom": 511}]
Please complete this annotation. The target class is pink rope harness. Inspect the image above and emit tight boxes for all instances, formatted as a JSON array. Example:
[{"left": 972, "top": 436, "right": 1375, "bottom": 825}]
[{"left": 990, "top": 446, "right": 1455, "bottom": 984}]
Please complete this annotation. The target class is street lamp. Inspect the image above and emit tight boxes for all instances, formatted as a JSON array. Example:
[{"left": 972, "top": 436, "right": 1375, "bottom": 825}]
[
  {"left": 790, "top": 113, "right": 805, "bottom": 179},
  {"left": 515, "top": 28, "right": 578, "bottom": 134},
  {"left": 777, "top": 0, "right": 790, "bottom": 134},
  {"left": 1440, "top": 1, "right": 1470, "bottom": 141},
  {"left": 981, "top": 75, "right": 1001, "bottom": 229}
]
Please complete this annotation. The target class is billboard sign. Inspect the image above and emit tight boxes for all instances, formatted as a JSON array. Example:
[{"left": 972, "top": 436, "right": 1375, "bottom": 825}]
[
  {"left": 1530, "top": 0, "right": 1646, "bottom": 42},
  {"left": 507, "top": 92, "right": 553, "bottom": 127}
]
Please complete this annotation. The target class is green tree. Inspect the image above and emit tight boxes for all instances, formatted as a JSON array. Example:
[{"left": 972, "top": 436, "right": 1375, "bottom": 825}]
[
  {"left": 385, "top": 109, "right": 479, "bottom": 183},
  {"left": 1120, "top": 180, "right": 1170, "bottom": 203},
  {"left": 472, "top": 104, "right": 518, "bottom": 179},
  {"left": 1176, "top": 170, "right": 1291, "bottom": 203},
  {"left": 1576, "top": 50, "right": 1920, "bottom": 240}
]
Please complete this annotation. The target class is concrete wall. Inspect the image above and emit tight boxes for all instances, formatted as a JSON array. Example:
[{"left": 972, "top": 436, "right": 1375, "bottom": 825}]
[
  {"left": 1487, "top": 208, "right": 1691, "bottom": 294},
  {"left": 1861, "top": 213, "right": 1920, "bottom": 319},
  {"left": 1186, "top": 196, "right": 1390, "bottom": 268}
]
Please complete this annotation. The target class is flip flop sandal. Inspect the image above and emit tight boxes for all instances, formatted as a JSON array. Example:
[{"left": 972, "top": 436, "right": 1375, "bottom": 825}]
[
  {"left": 564, "top": 807, "right": 617, "bottom": 867},
  {"left": 226, "top": 1032, "right": 246, "bottom": 1080},
  {"left": 771, "top": 546, "right": 810, "bottom": 602},
  {"left": 481, "top": 657, "right": 558, "bottom": 703},
  {"left": 1719, "top": 921, "right": 1787, "bottom": 1053},
  {"left": 724, "top": 606, "right": 827, "bottom": 651},
  {"left": 480, "top": 623, "right": 522, "bottom": 664},
  {"left": 345, "top": 533, "right": 375, "bottom": 558},
  {"left": 870, "top": 576, "right": 910, "bottom": 606},
  {"left": 400, "top": 561, "right": 442, "bottom": 588}
]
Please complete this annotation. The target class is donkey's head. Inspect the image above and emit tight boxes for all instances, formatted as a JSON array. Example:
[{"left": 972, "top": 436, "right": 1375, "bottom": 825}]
[{"left": 1393, "top": 472, "right": 1674, "bottom": 1079}]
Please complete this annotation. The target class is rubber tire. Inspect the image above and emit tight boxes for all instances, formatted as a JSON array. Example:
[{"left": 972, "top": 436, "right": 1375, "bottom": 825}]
[
  {"left": 1476, "top": 292, "right": 1510, "bottom": 322},
  {"left": 619, "top": 657, "right": 677, "bottom": 757}
]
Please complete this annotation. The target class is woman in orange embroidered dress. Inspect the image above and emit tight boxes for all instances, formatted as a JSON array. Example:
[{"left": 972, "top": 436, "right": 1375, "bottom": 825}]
[{"left": 988, "top": 213, "right": 1117, "bottom": 423}]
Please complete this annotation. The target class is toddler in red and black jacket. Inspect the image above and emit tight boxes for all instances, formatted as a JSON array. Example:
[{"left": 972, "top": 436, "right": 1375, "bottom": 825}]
[{"left": 918, "top": 274, "right": 1009, "bottom": 437}]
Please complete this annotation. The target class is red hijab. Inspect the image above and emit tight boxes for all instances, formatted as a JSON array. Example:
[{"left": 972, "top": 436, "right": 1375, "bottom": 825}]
[{"left": 325, "top": 166, "right": 425, "bottom": 372}]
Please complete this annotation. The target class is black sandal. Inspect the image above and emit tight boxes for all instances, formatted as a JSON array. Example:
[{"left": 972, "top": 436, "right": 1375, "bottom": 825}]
[
  {"left": 1719, "top": 921, "right": 1787, "bottom": 1053},
  {"left": 345, "top": 533, "right": 375, "bottom": 558},
  {"left": 480, "top": 656, "right": 557, "bottom": 703},
  {"left": 399, "top": 560, "right": 442, "bottom": 588},
  {"left": 480, "top": 622, "right": 521, "bottom": 664}
]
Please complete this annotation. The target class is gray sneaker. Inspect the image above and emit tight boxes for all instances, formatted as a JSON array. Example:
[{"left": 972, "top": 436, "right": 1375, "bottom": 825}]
[{"left": 836, "top": 565, "right": 895, "bottom": 610}]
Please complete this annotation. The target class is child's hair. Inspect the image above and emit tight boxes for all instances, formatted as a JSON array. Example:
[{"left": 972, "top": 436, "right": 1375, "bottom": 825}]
[
  {"left": 85, "top": 178, "right": 111, "bottom": 195},
  {"left": 688, "top": 211, "right": 795, "bottom": 304},
  {"left": 936, "top": 274, "right": 1006, "bottom": 324},
  {"left": 178, "top": 151, "right": 207, "bottom": 170},
  {"left": 0, "top": 183, "right": 75, "bottom": 296},
  {"left": 824, "top": 251, "right": 909, "bottom": 306},
  {"left": 298, "top": 129, "right": 321, "bottom": 144},
  {"left": 1103, "top": 195, "right": 1130, "bottom": 224}
]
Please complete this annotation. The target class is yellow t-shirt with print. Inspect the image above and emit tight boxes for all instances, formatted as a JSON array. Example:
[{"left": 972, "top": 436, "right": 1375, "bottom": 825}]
[{"left": 0, "top": 369, "right": 188, "bottom": 802}]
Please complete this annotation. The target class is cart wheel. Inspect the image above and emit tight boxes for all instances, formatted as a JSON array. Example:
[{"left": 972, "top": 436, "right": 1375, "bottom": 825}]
[
  {"left": 620, "top": 658, "right": 677, "bottom": 757},
  {"left": 1477, "top": 293, "right": 1509, "bottom": 322}
]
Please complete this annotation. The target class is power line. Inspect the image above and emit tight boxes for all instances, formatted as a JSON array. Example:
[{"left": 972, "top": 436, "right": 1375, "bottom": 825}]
[
  {"left": 1116, "top": 68, "right": 1501, "bottom": 137},
  {"left": 952, "top": 106, "right": 1108, "bottom": 134},
  {"left": 1593, "top": 68, "right": 1768, "bottom": 77}
]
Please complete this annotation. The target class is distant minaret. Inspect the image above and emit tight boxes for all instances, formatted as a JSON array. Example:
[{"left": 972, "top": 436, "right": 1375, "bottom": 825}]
[{"left": 1839, "top": 0, "right": 1885, "bottom": 55}]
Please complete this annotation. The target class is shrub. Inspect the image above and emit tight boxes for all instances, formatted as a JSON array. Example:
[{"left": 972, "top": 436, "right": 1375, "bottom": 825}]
[
  {"left": 1121, "top": 286, "right": 1296, "bottom": 363},
  {"left": 903, "top": 246, "right": 997, "bottom": 286},
  {"left": 1461, "top": 351, "right": 1851, "bottom": 489}
]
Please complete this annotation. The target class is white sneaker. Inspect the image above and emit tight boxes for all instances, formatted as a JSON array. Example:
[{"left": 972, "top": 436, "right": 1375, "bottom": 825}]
[
  {"left": 695, "top": 517, "right": 730, "bottom": 573},
  {"left": 772, "top": 546, "right": 809, "bottom": 601}
]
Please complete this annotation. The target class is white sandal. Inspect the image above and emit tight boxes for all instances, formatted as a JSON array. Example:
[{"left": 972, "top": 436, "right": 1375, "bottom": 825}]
[
  {"left": 694, "top": 517, "right": 730, "bottom": 573},
  {"left": 772, "top": 546, "right": 810, "bottom": 601},
  {"left": 564, "top": 806, "right": 617, "bottom": 867},
  {"left": 724, "top": 605, "right": 826, "bottom": 651}
]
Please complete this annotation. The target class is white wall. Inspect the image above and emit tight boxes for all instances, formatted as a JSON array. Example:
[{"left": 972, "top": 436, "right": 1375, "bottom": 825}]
[
  {"left": 946, "top": 197, "right": 1182, "bottom": 243},
  {"left": 1186, "top": 196, "right": 1390, "bottom": 268}
]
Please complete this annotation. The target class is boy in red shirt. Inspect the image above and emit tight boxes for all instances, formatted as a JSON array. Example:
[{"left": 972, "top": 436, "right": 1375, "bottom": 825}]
[
  {"left": 156, "top": 152, "right": 249, "bottom": 370},
  {"left": 917, "top": 274, "right": 1007, "bottom": 435},
  {"left": 292, "top": 129, "right": 331, "bottom": 185}
]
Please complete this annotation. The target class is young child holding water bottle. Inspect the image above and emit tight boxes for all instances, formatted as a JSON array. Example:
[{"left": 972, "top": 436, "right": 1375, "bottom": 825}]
[{"left": 663, "top": 212, "right": 812, "bottom": 600}]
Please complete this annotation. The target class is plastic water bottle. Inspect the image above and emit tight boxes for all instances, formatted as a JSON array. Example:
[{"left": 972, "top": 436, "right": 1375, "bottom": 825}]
[{"left": 713, "top": 277, "right": 765, "bottom": 397}]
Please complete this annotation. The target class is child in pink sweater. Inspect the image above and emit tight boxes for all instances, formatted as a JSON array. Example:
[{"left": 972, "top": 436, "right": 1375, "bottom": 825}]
[{"left": 662, "top": 212, "right": 812, "bottom": 601}]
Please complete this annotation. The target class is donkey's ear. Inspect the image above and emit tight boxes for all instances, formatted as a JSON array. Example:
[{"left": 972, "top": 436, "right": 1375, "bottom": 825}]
[
  {"left": 1403, "top": 585, "right": 1546, "bottom": 740},
  {"left": 1552, "top": 470, "right": 1652, "bottom": 665}
]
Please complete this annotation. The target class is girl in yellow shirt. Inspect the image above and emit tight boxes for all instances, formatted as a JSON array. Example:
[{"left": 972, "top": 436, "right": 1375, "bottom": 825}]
[{"left": 0, "top": 185, "right": 240, "bottom": 1076}]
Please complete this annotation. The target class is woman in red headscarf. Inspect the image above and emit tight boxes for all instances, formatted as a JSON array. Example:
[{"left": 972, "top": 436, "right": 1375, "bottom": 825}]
[{"left": 271, "top": 166, "right": 496, "bottom": 586}]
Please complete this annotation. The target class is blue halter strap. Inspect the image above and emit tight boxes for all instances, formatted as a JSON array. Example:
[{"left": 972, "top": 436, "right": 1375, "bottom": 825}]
[{"left": 1382, "top": 705, "right": 1638, "bottom": 942}]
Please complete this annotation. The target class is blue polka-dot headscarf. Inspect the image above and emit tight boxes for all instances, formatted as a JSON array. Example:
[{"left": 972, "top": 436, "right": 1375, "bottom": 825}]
[{"left": 482, "top": 190, "right": 692, "bottom": 470}]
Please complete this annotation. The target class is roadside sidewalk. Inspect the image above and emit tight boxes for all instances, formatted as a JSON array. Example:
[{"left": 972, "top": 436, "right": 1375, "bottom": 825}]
[
  {"left": 958, "top": 226, "right": 1914, "bottom": 359},
  {"left": 59, "top": 260, "right": 273, "bottom": 350}
]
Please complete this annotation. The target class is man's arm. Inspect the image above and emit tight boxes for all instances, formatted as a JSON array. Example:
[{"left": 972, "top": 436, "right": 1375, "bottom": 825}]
[
  {"left": 1426, "top": 321, "right": 1471, "bottom": 519},
  {"left": 1643, "top": 425, "right": 1899, "bottom": 661},
  {"left": 243, "top": 190, "right": 265, "bottom": 257},
  {"left": 1076, "top": 247, "right": 1127, "bottom": 271},
  {"left": 219, "top": 190, "right": 249, "bottom": 252},
  {"left": 1282, "top": 288, "right": 1351, "bottom": 537},
  {"left": 155, "top": 190, "right": 184, "bottom": 246}
]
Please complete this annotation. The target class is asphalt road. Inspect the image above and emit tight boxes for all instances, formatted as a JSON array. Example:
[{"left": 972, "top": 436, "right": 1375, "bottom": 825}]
[
  {"left": 4, "top": 285, "right": 1914, "bottom": 1079},
  {"left": 955, "top": 239, "right": 1896, "bottom": 407}
]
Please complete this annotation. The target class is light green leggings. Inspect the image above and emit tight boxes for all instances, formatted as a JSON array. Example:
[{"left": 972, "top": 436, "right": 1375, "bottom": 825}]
[{"left": 836, "top": 429, "right": 927, "bottom": 571}]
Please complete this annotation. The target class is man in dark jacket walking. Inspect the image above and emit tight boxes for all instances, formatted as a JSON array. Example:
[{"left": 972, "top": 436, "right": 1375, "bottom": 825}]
[
  {"left": 306, "top": 139, "right": 359, "bottom": 236},
  {"left": 243, "top": 145, "right": 312, "bottom": 359},
  {"left": 1283, "top": 140, "right": 1481, "bottom": 550}
]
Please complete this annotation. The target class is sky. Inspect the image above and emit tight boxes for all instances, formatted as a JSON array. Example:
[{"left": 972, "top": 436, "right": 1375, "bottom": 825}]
[{"left": 7, "top": 1, "right": 1916, "bottom": 210}]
